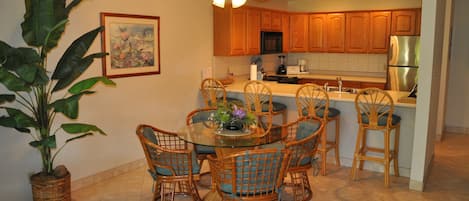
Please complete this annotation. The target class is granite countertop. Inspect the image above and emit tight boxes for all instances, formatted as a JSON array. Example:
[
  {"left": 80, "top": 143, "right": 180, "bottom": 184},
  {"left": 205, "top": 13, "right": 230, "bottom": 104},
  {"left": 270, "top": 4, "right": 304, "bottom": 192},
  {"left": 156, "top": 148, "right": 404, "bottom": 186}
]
[{"left": 224, "top": 78, "right": 415, "bottom": 108}]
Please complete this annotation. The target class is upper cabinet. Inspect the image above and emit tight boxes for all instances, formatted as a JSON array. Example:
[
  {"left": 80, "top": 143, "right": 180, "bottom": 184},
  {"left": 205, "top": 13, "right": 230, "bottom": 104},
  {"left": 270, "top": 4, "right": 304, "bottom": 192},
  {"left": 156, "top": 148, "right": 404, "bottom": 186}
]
[
  {"left": 289, "top": 14, "right": 309, "bottom": 52},
  {"left": 261, "top": 10, "right": 282, "bottom": 31},
  {"left": 213, "top": 7, "right": 247, "bottom": 56},
  {"left": 246, "top": 8, "right": 261, "bottom": 55},
  {"left": 326, "top": 13, "right": 345, "bottom": 52},
  {"left": 308, "top": 14, "right": 327, "bottom": 52},
  {"left": 345, "top": 12, "right": 369, "bottom": 53},
  {"left": 369, "top": 11, "right": 391, "bottom": 53},
  {"left": 391, "top": 9, "right": 419, "bottom": 35},
  {"left": 281, "top": 13, "right": 290, "bottom": 53}
]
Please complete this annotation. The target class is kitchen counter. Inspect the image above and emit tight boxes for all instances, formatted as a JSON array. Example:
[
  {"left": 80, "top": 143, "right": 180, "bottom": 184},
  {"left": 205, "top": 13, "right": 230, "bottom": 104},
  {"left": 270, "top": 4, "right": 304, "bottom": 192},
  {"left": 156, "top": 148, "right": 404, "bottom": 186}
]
[{"left": 224, "top": 78, "right": 416, "bottom": 177}]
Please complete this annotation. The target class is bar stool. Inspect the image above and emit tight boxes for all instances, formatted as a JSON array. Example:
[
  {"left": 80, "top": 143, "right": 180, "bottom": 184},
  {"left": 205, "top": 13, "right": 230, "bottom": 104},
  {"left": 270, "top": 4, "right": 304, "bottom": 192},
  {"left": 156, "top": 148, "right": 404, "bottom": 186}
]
[
  {"left": 200, "top": 78, "right": 242, "bottom": 108},
  {"left": 351, "top": 88, "right": 401, "bottom": 187},
  {"left": 243, "top": 81, "right": 287, "bottom": 132},
  {"left": 296, "top": 84, "right": 341, "bottom": 176}
]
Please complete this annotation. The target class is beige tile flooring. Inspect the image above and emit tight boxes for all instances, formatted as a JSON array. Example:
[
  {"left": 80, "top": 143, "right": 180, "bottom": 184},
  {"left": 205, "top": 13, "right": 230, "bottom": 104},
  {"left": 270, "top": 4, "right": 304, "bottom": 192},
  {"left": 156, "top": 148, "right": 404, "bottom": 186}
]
[{"left": 72, "top": 133, "right": 469, "bottom": 201}]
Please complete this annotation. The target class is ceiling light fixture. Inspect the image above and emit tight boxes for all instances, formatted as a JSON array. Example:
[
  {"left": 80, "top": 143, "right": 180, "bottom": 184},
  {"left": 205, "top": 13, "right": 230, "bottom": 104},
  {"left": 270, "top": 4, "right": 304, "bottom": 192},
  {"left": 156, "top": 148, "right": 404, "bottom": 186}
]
[{"left": 212, "top": 0, "right": 247, "bottom": 8}]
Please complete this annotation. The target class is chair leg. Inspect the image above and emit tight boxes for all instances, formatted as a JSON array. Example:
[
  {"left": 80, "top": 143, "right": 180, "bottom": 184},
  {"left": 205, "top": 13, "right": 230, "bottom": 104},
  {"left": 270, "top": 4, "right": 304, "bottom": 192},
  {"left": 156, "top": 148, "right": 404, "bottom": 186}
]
[
  {"left": 384, "top": 130, "right": 391, "bottom": 187},
  {"left": 359, "top": 128, "right": 367, "bottom": 170},
  {"left": 282, "top": 109, "right": 287, "bottom": 124},
  {"left": 334, "top": 117, "right": 341, "bottom": 166},
  {"left": 320, "top": 126, "right": 328, "bottom": 176},
  {"left": 351, "top": 126, "right": 364, "bottom": 181},
  {"left": 393, "top": 125, "right": 401, "bottom": 177}
]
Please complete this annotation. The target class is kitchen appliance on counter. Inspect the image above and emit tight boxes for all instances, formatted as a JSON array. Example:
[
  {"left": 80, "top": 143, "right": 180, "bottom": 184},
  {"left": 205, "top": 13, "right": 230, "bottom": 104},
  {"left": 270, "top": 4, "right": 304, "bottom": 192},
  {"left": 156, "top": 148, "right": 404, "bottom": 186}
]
[
  {"left": 276, "top": 55, "right": 287, "bottom": 75},
  {"left": 387, "top": 35, "right": 420, "bottom": 91},
  {"left": 298, "top": 59, "right": 307, "bottom": 72}
]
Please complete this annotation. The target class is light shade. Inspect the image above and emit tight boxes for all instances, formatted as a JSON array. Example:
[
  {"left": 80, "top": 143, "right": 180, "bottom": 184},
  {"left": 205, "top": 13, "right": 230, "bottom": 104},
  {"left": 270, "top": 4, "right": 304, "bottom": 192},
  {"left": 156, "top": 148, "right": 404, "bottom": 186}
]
[
  {"left": 232, "top": 0, "right": 247, "bottom": 8},
  {"left": 212, "top": 0, "right": 247, "bottom": 8},
  {"left": 212, "top": 0, "right": 225, "bottom": 8}
]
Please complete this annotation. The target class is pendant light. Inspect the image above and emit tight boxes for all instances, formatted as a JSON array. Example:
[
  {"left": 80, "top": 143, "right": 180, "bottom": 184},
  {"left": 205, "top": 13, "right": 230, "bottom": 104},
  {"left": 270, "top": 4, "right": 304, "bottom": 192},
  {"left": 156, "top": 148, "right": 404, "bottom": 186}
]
[{"left": 212, "top": 0, "right": 247, "bottom": 8}]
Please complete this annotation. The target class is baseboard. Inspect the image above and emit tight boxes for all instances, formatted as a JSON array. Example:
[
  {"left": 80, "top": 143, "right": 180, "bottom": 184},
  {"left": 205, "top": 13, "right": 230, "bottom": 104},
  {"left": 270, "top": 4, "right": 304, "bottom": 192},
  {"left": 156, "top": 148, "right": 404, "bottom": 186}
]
[
  {"left": 329, "top": 156, "right": 411, "bottom": 177},
  {"left": 444, "top": 126, "right": 469, "bottom": 134},
  {"left": 71, "top": 158, "right": 146, "bottom": 191}
]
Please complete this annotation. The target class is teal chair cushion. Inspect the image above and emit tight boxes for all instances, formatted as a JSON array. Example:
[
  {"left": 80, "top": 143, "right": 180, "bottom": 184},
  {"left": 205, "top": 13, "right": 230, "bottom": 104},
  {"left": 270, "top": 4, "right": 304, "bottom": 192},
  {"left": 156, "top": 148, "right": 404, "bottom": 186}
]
[
  {"left": 361, "top": 113, "right": 401, "bottom": 126},
  {"left": 195, "top": 144, "right": 215, "bottom": 154},
  {"left": 226, "top": 97, "right": 244, "bottom": 106},
  {"left": 142, "top": 127, "right": 158, "bottom": 145},
  {"left": 155, "top": 151, "right": 201, "bottom": 176},
  {"left": 219, "top": 150, "right": 283, "bottom": 195},
  {"left": 251, "top": 102, "right": 287, "bottom": 112},
  {"left": 302, "top": 107, "right": 341, "bottom": 118},
  {"left": 296, "top": 121, "right": 321, "bottom": 140}
]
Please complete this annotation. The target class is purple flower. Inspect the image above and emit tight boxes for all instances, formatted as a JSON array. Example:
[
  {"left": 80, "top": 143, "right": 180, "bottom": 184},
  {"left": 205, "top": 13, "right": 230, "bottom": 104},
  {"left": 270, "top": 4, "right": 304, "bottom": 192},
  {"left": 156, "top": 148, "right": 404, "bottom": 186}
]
[{"left": 232, "top": 107, "right": 246, "bottom": 119}]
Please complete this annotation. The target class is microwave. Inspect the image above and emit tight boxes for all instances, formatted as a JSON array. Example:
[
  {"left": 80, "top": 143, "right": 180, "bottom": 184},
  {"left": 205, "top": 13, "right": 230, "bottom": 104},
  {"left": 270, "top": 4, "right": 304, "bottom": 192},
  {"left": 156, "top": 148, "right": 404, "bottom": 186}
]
[{"left": 261, "top": 31, "right": 283, "bottom": 54}]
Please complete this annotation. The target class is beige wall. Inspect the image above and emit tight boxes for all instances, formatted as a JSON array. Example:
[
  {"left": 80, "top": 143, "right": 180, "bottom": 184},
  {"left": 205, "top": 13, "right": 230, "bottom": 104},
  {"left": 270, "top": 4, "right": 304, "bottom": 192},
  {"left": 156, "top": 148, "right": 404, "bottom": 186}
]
[
  {"left": 288, "top": 0, "right": 422, "bottom": 12},
  {"left": 0, "top": 0, "right": 212, "bottom": 199},
  {"left": 445, "top": 0, "right": 469, "bottom": 133}
]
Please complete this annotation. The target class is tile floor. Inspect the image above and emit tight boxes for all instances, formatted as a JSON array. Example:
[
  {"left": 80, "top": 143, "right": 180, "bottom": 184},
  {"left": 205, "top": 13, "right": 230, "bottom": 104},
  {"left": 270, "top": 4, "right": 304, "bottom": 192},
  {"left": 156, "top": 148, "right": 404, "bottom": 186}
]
[{"left": 72, "top": 133, "right": 469, "bottom": 201}]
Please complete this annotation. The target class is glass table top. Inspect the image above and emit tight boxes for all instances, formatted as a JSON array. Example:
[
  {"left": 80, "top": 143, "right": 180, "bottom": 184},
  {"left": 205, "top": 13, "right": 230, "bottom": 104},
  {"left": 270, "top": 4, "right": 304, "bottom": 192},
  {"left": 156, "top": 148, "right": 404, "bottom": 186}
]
[{"left": 177, "top": 122, "right": 284, "bottom": 148}]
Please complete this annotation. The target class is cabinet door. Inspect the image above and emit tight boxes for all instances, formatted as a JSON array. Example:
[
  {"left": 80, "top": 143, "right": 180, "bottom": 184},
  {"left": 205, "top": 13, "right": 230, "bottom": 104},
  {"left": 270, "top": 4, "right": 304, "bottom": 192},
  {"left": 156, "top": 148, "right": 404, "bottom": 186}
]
[
  {"left": 282, "top": 13, "right": 290, "bottom": 53},
  {"left": 290, "top": 14, "right": 309, "bottom": 52},
  {"left": 415, "top": 9, "right": 421, "bottom": 35},
  {"left": 345, "top": 12, "right": 369, "bottom": 53},
  {"left": 247, "top": 8, "right": 261, "bottom": 55},
  {"left": 271, "top": 12, "right": 282, "bottom": 31},
  {"left": 230, "top": 8, "right": 247, "bottom": 55},
  {"left": 369, "top": 11, "right": 391, "bottom": 53},
  {"left": 391, "top": 10, "right": 417, "bottom": 35},
  {"left": 360, "top": 82, "right": 385, "bottom": 89},
  {"left": 308, "top": 14, "right": 327, "bottom": 52},
  {"left": 261, "top": 10, "right": 271, "bottom": 30},
  {"left": 326, "top": 13, "right": 345, "bottom": 52}
]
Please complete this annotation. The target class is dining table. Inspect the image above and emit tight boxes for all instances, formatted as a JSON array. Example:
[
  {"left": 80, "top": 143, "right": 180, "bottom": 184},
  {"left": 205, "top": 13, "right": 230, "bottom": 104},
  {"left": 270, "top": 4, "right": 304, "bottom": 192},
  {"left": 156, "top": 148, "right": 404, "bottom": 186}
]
[{"left": 176, "top": 121, "right": 285, "bottom": 201}]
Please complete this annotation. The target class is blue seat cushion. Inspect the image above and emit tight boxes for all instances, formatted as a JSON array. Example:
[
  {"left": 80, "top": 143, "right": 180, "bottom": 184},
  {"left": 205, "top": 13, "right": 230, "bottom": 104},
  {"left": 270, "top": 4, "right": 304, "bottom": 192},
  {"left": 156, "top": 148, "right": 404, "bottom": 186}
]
[
  {"left": 226, "top": 97, "right": 244, "bottom": 106},
  {"left": 154, "top": 151, "right": 201, "bottom": 176},
  {"left": 191, "top": 110, "right": 213, "bottom": 123},
  {"left": 296, "top": 121, "right": 321, "bottom": 140},
  {"left": 302, "top": 107, "right": 340, "bottom": 118},
  {"left": 361, "top": 113, "right": 401, "bottom": 126},
  {"left": 251, "top": 102, "right": 287, "bottom": 112},
  {"left": 195, "top": 144, "right": 216, "bottom": 154}
]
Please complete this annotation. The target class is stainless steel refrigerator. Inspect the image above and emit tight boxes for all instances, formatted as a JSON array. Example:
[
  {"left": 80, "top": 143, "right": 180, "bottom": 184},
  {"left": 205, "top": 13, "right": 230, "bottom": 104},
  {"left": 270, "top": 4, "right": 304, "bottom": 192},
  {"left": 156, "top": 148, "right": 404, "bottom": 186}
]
[{"left": 387, "top": 36, "right": 420, "bottom": 91}]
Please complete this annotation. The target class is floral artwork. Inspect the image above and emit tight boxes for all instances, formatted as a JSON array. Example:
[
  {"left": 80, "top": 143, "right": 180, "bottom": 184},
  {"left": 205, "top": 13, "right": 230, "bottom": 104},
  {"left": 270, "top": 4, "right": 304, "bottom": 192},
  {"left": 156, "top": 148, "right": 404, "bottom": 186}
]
[{"left": 100, "top": 13, "right": 160, "bottom": 78}]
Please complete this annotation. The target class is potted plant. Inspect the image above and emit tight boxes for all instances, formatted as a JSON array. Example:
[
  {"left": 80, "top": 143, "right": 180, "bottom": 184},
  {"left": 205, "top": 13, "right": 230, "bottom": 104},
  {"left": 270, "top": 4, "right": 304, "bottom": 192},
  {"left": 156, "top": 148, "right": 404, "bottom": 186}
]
[{"left": 0, "top": 0, "right": 115, "bottom": 200}]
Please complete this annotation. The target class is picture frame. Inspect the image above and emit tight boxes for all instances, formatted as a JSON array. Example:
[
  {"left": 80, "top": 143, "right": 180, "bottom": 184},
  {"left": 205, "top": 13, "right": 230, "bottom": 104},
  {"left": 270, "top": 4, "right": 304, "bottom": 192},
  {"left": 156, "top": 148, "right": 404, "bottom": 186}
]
[{"left": 100, "top": 12, "right": 160, "bottom": 78}]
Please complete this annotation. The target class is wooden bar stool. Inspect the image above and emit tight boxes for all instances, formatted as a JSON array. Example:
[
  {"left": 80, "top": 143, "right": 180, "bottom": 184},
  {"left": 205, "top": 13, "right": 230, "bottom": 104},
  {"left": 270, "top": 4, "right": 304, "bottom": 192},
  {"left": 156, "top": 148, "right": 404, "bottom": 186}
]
[
  {"left": 244, "top": 81, "right": 287, "bottom": 128},
  {"left": 200, "top": 78, "right": 243, "bottom": 108},
  {"left": 296, "top": 84, "right": 341, "bottom": 176},
  {"left": 351, "top": 88, "right": 401, "bottom": 187}
]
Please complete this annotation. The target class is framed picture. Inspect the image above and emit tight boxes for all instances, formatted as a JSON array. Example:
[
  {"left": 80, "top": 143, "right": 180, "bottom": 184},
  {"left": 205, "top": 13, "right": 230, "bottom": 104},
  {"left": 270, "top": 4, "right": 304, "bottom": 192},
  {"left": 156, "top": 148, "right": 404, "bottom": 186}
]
[{"left": 100, "top": 12, "right": 160, "bottom": 78}]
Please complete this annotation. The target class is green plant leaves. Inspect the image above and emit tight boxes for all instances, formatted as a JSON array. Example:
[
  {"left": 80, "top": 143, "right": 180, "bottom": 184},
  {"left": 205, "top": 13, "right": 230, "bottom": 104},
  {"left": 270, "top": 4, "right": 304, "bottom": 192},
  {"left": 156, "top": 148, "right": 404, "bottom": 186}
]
[
  {"left": 0, "top": 107, "right": 37, "bottom": 133},
  {"left": 68, "top": 77, "right": 116, "bottom": 95},
  {"left": 0, "top": 68, "right": 31, "bottom": 92},
  {"left": 61, "top": 123, "right": 106, "bottom": 135},
  {"left": 0, "top": 94, "right": 15, "bottom": 104},
  {"left": 51, "top": 26, "right": 106, "bottom": 92},
  {"left": 29, "top": 135, "right": 56, "bottom": 148},
  {"left": 49, "top": 91, "right": 94, "bottom": 119}
]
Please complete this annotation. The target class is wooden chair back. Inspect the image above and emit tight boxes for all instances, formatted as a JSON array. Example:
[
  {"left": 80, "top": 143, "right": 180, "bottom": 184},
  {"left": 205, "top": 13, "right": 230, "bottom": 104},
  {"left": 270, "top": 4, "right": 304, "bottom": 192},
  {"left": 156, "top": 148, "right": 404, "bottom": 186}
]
[
  {"left": 295, "top": 84, "right": 329, "bottom": 121},
  {"left": 355, "top": 88, "right": 395, "bottom": 129},
  {"left": 208, "top": 148, "right": 291, "bottom": 201},
  {"left": 243, "top": 81, "right": 273, "bottom": 135},
  {"left": 201, "top": 78, "right": 227, "bottom": 108}
]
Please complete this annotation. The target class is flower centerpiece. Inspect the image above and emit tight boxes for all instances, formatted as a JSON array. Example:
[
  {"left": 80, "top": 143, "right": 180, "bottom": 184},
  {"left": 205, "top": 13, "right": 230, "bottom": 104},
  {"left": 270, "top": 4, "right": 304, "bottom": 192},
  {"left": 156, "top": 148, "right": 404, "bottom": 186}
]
[{"left": 212, "top": 103, "right": 256, "bottom": 132}]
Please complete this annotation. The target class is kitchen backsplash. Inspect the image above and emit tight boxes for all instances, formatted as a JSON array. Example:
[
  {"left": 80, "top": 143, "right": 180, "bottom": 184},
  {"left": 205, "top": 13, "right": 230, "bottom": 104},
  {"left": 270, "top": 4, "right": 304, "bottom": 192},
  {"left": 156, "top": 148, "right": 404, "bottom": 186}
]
[{"left": 212, "top": 53, "right": 387, "bottom": 78}]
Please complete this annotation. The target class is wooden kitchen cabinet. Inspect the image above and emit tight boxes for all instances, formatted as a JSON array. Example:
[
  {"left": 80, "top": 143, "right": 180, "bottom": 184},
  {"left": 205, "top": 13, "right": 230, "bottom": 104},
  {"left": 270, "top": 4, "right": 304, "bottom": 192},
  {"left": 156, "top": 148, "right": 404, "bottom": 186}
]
[
  {"left": 246, "top": 8, "right": 261, "bottom": 55},
  {"left": 289, "top": 14, "right": 309, "bottom": 52},
  {"left": 360, "top": 82, "right": 385, "bottom": 89},
  {"left": 308, "top": 14, "right": 327, "bottom": 52},
  {"left": 213, "top": 7, "right": 247, "bottom": 56},
  {"left": 261, "top": 10, "right": 282, "bottom": 31},
  {"left": 281, "top": 13, "right": 290, "bottom": 53},
  {"left": 326, "top": 13, "right": 345, "bottom": 52},
  {"left": 415, "top": 9, "right": 421, "bottom": 35},
  {"left": 391, "top": 10, "right": 418, "bottom": 35},
  {"left": 345, "top": 12, "right": 369, "bottom": 53},
  {"left": 369, "top": 11, "right": 391, "bottom": 53}
]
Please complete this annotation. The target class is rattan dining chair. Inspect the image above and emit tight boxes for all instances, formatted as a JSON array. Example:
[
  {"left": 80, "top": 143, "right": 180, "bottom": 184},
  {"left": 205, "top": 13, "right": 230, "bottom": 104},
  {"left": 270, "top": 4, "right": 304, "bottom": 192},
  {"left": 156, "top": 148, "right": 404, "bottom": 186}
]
[
  {"left": 351, "top": 88, "right": 401, "bottom": 187},
  {"left": 207, "top": 148, "right": 292, "bottom": 201},
  {"left": 243, "top": 81, "right": 287, "bottom": 136},
  {"left": 296, "top": 83, "right": 341, "bottom": 176},
  {"left": 282, "top": 116, "right": 324, "bottom": 201},
  {"left": 201, "top": 78, "right": 243, "bottom": 108},
  {"left": 136, "top": 124, "right": 202, "bottom": 201},
  {"left": 186, "top": 108, "right": 217, "bottom": 168}
]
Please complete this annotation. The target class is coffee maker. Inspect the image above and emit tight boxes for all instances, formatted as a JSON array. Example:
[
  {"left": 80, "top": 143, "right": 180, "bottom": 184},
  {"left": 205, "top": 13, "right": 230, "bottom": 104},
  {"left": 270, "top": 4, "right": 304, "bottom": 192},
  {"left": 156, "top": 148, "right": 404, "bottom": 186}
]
[{"left": 276, "top": 55, "right": 287, "bottom": 75}]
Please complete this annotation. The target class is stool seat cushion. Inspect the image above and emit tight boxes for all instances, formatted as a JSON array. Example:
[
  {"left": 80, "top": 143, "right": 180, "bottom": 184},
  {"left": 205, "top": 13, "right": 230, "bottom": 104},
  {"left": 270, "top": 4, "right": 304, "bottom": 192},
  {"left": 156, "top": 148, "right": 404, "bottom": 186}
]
[
  {"left": 195, "top": 145, "right": 216, "bottom": 154},
  {"left": 361, "top": 113, "right": 401, "bottom": 126},
  {"left": 302, "top": 107, "right": 341, "bottom": 118},
  {"left": 155, "top": 152, "right": 201, "bottom": 176},
  {"left": 252, "top": 102, "right": 287, "bottom": 112}
]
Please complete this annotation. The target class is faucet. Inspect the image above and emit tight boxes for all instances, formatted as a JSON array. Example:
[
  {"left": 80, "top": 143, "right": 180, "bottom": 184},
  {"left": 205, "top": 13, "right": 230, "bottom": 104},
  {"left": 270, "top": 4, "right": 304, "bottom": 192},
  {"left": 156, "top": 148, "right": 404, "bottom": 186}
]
[
  {"left": 337, "top": 76, "right": 343, "bottom": 92},
  {"left": 324, "top": 82, "right": 328, "bottom": 91}
]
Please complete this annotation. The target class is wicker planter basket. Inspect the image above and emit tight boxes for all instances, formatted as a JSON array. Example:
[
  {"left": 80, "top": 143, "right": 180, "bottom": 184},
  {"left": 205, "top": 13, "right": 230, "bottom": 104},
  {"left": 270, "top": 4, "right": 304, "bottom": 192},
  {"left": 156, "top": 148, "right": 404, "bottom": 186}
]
[{"left": 30, "top": 165, "right": 71, "bottom": 201}]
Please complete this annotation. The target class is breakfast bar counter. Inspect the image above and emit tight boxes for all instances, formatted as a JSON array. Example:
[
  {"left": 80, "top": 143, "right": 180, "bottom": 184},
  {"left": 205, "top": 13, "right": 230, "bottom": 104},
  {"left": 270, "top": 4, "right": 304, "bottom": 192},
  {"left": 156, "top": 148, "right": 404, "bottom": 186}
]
[{"left": 224, "top": 79, "right": 416, "bottom": 177}]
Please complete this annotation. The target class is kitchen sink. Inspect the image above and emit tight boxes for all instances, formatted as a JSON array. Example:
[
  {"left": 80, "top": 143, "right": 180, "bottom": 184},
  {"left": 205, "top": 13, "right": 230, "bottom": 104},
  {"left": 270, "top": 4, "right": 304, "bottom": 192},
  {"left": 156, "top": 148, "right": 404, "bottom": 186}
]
[{"left": 326, "top": 86, "right": 358, "bottom": 94}]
